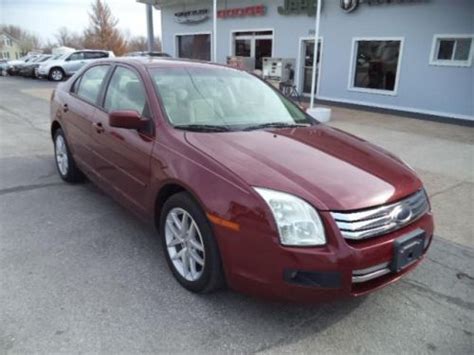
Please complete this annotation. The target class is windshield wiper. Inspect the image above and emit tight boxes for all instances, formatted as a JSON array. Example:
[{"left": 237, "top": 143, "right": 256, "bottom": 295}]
[
  {"left": 174, "top": 124, "right": 231, "bottom": 132},
  {"left": 243, "top": 122, "right": 310, "bottom": 131}
]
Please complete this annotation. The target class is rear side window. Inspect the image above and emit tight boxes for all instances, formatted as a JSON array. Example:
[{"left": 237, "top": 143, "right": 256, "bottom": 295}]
[
  {"left": 104, "top": 66, "right": 147, "bottom": 116},
  {"left": 68, "top": 52, "right": 84, "bottom": 61},
  {"left": 85, "top": 52, "right": 108, "bottom": 59},
  {"left": 76, "top": 65, "right": 109, "bottom": 104}
]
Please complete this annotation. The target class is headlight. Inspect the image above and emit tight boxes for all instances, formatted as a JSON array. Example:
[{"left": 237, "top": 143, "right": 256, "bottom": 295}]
[{"left": 254, "top": 188, "right": 326, "bottom": 246}]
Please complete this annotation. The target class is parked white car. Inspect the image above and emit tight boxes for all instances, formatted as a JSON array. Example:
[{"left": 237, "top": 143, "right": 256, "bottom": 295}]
[
  {"left": 6, "top": 54, "right": 42, "bottom": 75},
  {"left": 37, "top": 50, "right": 115, "bottom": 81}
]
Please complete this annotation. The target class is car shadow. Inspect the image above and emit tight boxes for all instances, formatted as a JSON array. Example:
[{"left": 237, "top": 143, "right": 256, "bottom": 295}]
[{"left": 1, "top": 155, "right": 365, "bottom": 352}]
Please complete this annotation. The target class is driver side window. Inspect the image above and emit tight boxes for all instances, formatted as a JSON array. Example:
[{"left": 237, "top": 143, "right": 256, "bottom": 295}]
[{"left": 104, "top": 66, "right": 148, "bottom": 117}]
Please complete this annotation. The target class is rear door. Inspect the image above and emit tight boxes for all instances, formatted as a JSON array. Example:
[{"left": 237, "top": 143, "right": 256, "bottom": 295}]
[
  {"left": 63, "top": 52, "right": 85, "bottom": 75},
  {"left": 63, "top": 64, "right": 110, "bottom": 171},
  {"left": 90, "top": 65, "right": 154, "bottom": 213}
]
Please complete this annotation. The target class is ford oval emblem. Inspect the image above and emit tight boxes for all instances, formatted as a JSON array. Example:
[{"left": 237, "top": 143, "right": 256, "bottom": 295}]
[{"left": 391, "top": 204, "right": 412, "bottom": 224}]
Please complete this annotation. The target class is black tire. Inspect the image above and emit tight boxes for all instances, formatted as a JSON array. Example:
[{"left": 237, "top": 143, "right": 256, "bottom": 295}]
[
  {"left": 53, "top": 128, "right": 85, "bottom": 183},
  {"left": 49, "top": 67, "right": 64, "bottom": 81},
  {"left": 160, "top": 192, "right": 225, "bottom": 293}
]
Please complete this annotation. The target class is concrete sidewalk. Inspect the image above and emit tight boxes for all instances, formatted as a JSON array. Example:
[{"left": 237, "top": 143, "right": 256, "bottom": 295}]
[{"left": 322, "top": 104, "right": 474, "bottom": 247}]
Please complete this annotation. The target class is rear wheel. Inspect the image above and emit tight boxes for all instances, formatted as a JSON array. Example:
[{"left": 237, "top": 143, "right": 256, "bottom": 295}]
[
  {"left": 53, "top": 128, "right": 84, "bottom": 183},
  {"left": 49, "top": 67, "right": 64, "bottom": 81},
  {"left": 160, "top": 192, "right": 225, "bottom": 293}
]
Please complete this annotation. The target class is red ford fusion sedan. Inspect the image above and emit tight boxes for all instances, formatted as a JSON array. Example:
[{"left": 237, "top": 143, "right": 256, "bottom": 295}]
[{"left": 50, "top": 58, "right": 434, "bottom": 302}]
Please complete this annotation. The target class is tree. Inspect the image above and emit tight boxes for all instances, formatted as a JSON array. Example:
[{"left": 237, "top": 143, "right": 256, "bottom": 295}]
[
  {"left": 126, "top": 36, "right": 147, "bottom": 52},
  {"left": 54, "top": 27, "right": 84, "bottom": 49},
  {"left": 82, "top": 0, "right": 127, "bottom": 56},
  {"left": 125, "top": 34, "right": 162, "bottom": 53}
]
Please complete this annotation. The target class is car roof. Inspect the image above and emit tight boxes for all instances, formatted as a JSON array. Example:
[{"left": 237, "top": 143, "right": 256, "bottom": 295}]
[
  {"left": 75, "top": 49, "right": 110, "bottom": 53},
  {"left": 101, "top": 56, "right": 238, "bottom": 72}
]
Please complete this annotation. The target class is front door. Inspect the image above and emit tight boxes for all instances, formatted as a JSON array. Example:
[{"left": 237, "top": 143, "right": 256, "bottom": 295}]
[
  {"left": 64, "top": 64, "right": 110, "bottom": 171},
  {"left": 63, "top": 52, "right": 86, "bottom": 75},
  {"left": 302, "top": 39, "right": 322, "bottom": 95},
  {"left": 91, "top": 65, "right": 154, "bottom": 212}
]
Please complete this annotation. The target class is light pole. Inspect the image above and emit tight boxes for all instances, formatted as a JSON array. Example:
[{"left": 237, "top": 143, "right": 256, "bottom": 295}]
[
  {"left": 213, "top": 0, "right": 217, "bottom": 62},
  {"left": 310, "top": 0, "right": 322, "bottom": 109},
  {"left": 136, "top": 0, "right": 157, "bottom": 52},
  {"left": 146, "top": 3, "right": 155, "bottom": 51}
]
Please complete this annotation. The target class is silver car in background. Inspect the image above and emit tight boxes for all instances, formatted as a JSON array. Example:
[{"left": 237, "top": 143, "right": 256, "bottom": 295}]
[{"left": 37, "top": 49, "right": 115, "bottom": 81}]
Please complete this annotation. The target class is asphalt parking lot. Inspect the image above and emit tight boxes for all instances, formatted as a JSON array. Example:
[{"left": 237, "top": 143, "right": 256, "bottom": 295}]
[{"left": 0, "top": 76, "right": 473, "bottom": 354}]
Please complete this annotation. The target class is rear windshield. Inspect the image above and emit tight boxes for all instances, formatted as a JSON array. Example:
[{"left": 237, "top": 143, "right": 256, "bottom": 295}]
[{"left": 149, "top": 66, "right": 310, "bottom": 129}]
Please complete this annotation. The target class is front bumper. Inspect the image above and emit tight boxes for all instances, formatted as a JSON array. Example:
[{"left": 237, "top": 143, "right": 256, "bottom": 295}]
[{"left": 214, "top": 211, "right": 434, "bottom": 302}]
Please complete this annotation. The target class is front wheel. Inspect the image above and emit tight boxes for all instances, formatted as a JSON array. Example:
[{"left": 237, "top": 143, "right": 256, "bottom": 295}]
[
  {"left": 53, "top": 128, "right": 84, "bottom": 183},
  {"left": 49, "top": 68, "right": 64, "bottom": 81},
  {"left": 160, "top": 192, "right": 225, "bottom": 293}
]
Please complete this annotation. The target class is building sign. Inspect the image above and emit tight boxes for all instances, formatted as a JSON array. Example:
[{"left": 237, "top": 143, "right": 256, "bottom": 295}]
[
  {"left": 278, "top": 0, "right": 321, "bottom": 16},
  {"left": 218, "top": 5, "right": 266, "bottom": 19},
  {"left": 174, "top": 9, "right": 209, "bottom": 24},
  {"left": 340, "top": 0, "right": 427, "bottom": 13}
]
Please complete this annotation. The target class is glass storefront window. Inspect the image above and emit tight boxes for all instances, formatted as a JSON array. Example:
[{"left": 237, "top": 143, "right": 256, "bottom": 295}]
[
  {"left": 352, "top": 40, "right": 401, "bottom": 92},
  {"left": 235, "top": 39, "right": 251, "bottom": 57},
  {"left": 177, "top": 34, "right": 211, "bottom": 61}
]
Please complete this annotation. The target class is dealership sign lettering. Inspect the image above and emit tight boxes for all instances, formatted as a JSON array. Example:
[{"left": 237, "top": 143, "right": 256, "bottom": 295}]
[
  {"left": 278, "top": 0, "right": 321, "bottom": 16},
  {"left": 174, "top": 9, "right": 209, "bottom": 24},
  {"left": 218, "top": 5, "right": 266, "bottom": 19},
  {"left": 341, "top": 0, "right": 427, "bottom": 13}
]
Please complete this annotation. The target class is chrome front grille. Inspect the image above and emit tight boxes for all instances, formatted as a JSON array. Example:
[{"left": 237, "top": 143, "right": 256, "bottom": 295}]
[{"left": 330, "top": 190, "right": 430, "bottom": 240}]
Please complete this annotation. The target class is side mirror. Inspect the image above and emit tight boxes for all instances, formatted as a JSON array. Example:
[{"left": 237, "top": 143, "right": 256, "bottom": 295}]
[
  {"left": 109, "top": 110, "right": 148, "bottom": 130},
  {"left": 306, "top": 107, "right": 332, "bottom": 123}
]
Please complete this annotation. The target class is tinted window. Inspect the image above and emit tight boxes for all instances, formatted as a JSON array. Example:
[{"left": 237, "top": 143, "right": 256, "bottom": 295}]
[
  {"left": 76, "top": 65, "right": 109, "bottom": 104},
  {"left": 104, "top": 66, "right": 147, "bottom": 116},
  {"left": 85, "top": 52, "right": 108, "bottom": 59},
  {"left": 353, "top": 40, "right": 401, "bottom": 92},
  {"left": 177, "top": 34, "right": 210, "bottom": 61},
  {"left": 68, "top": 52, "right": 85, "bottom": 61}
]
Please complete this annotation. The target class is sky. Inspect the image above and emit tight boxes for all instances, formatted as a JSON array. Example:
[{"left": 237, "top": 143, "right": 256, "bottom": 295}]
[{"left": 0, "top": 0, "right": 162, "bottom": 43}]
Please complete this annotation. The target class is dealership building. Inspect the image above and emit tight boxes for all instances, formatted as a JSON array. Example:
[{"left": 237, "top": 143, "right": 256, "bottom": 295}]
[{"left": 155, "top": 0, "right": 474, "bottom": 122}]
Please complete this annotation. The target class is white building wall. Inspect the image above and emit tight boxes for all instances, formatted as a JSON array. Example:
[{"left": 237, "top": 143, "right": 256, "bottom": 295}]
[{"left": 159, "top": 0, "right": 474, "bottom": 121}]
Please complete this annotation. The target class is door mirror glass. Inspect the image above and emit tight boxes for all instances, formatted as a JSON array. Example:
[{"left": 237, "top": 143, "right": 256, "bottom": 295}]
[{"left": 109, "top": 110, "right": 148, "bottom": 130}]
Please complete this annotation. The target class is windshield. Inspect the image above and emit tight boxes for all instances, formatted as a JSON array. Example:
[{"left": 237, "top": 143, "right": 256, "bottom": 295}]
[
  {"left": 149, "top": 66, "right": 311, "bottom": 130},
  {"left": 50, "top": 54, "right": 64, "bottom": 60},
  {"left": 38, "top": 56, "right": 51, "bottom": 62}
]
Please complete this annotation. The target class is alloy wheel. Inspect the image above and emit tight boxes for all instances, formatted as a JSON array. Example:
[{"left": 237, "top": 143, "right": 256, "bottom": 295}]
[
  {"left": 55, "top": 135, "right": 69, "bottom": 176},
  {"left": 165, "top": 207, "right": 206, "bottom": 281},
  {"left": 51, "top": 69, "right": 63, "bottom": 81}
]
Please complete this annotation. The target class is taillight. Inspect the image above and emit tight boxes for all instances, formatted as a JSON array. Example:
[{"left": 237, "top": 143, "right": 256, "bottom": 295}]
[{"left": 50, "top": 89, "right": 55, "bottom": 101}]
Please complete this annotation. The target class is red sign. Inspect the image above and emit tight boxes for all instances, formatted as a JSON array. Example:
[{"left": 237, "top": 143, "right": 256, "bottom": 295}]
[{"left": 217, "top": 5, "right": 266, "bottom": 19}]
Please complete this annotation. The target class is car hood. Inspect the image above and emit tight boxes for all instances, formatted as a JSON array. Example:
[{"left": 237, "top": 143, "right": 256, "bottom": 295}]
[{"left": 185, "top": 125, "right": 422, "bottom": 211}]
